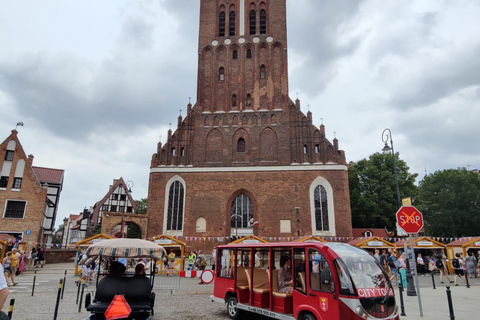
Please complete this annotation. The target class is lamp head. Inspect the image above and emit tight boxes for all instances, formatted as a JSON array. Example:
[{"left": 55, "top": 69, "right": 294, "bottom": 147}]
[{"left": 382, "top": 143, "right": 392, "bottom": 153}]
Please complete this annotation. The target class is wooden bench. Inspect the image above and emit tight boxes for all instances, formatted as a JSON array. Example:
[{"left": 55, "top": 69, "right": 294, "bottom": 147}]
[
  {"left": 236, "top": 266, "right": 250, "bottom": 302},
  {"left": 245, "top": 268, "right": 270, "bottom": 308},
  {"left": 85, "top": 275, "right": 155, "bottom": 319},
  {"left": 269, "top": 269, "right": 293, "bottom": 314}
]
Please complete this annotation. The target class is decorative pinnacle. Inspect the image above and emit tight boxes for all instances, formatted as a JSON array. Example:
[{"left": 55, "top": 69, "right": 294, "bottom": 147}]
[
  {"left": 179, "top": 109, "right": 182, "bottom": 116},
  {"left": 296, "top": 92, "right": 299, "bottom": 100},
  {"left": 320, "top": 117, "right": 324, "bottom": 125},
  {"left": 307, "top": 104, "right": 310, "bottom": 112},
  {"left": 169, "top": 123, "right": 172, "bottom": 130},
  {"left": 334, "top": 131, "right": 337, "bottom": 138},
  {"left": 188, "top": 97, "right": 191, "bottom": 104}
]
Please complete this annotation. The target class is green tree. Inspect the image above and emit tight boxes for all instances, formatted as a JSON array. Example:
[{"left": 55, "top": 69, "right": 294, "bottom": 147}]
[
  {"left": 52, "top": 224, "right": 64, "bottom": 245},
  {"left": 136, "top": 198, "right": 148, "bottom": 214},
  {"left": 418, "top": 169, "right": 480, "bottom": 237},
  {"left": 349, "top": 152, "right": 419, "bottom": 230}
]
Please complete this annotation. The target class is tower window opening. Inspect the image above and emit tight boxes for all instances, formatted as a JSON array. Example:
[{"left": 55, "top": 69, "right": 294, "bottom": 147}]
[
  {"left": 260, "top": 65, "right": 266, "bottom": 79},
  {"left": 260, "top": 9, "right": 266, "bottom": 34},
  {"left": 246, "top": 94, "right": 252, "bottom": 106},
  {"left": 232, "top": 94, "right": 237, "bottom": 106},
  {"left": 172, "top": 147, "right": 176, "bottom": 157},
  {"left": 219, "top": 67, "right": 225, "bottom": 81},
  {"left": 315, "top": 144, "right": 320, "bottom": 153},
  {"left": 233, "top": 50, "right": 238, "bottom": 59},
  {"left": 246, "top": 49, "right": 252, "bottom": 59},
  {"left": 237, "top": 138, "right": 246, "bottom": 152},
  {"left": 219, "top": 11, "right": 226, "bottom": 36},
  {"left": 181, "top": 147, "right": 185, "bottom": 157},
  {"left": 249, "top": 10, "right": 256, "bottom": 35},
  {"left": 229, "top": 11, "right": 236, "bottom": 36},
  {"left": 303, "top": 145, "right": 308, "bottom": 154}
]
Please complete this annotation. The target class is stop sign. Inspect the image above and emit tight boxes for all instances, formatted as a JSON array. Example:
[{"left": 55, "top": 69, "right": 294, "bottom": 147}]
[{"left": 396, "top": 206, "right": 424, "bottom": 234}]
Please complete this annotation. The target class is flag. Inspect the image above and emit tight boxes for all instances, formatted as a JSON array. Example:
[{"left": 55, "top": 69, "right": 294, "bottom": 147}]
[
  {"left": 16, "top": 122, "right": 24, "bottom": 126},
  {"left": 252, "top": 221, "right": 259, "bottom": 227}
]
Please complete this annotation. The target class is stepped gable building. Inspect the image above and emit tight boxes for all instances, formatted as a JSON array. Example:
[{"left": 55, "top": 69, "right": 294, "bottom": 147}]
[
  {"left": 147, "top": 0, "right": 352, "bottom": 250},
  {"left": 0, "top": 129, "right": 64, "bottom": 245}
]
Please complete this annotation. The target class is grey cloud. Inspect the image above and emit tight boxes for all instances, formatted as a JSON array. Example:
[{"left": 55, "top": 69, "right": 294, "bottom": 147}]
[
  {"left": 287, "top": 0, "right": 366, "bottom": 95},
  {"left": 118, "top": 16, "right": 155, "bottom": 51}
]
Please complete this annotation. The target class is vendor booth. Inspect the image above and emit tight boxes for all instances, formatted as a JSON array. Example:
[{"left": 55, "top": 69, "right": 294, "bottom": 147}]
[
  {"left": 74, "top": 233, "right": 113, "bottom": 275},
  {"left": 348, "top": 236, "right": 395, "bottom": 254},
  {"left": 446, "top": 237, "right": 480, "bottom": 272},
  {"left": 0, "top": 235, "right": 27, "bottom": 260},
  {"left": 394, "top": 236, "right": 446, "bottom": 272},
  {"left": 229, "top": 235, "right": 269, "bottom": 244},
  {"left": 150, "top": 235, "right": 185, "bottom": 272},
  {"left": 295, "top": 235, "right": 327, "bottom": 243}
]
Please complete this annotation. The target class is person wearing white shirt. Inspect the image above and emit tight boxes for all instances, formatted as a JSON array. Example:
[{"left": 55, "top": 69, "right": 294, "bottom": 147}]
[{"left": 0, "top": 263, "right": 9, "bottom": 312}]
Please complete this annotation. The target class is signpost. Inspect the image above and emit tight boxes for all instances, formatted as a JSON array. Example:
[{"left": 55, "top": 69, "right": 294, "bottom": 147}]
[{"left": 396, "top": 206, "right": 424, "bottom": 317}]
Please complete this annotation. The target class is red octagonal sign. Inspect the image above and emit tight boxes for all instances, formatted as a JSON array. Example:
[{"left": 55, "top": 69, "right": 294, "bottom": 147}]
[{"left": 396, "top": 206, "right": 424, "bottom": 234}]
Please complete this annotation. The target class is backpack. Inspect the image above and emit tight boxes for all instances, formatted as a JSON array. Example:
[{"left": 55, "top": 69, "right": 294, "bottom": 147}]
[
  {"left": 452, "top": 258, "right": 460, "bottom": 269},
  {"left": 387, "top": 256, "right": 396, "bottom": 268},
  {"left": 435, "top": 259, "right": 443, "bottom": 269}
]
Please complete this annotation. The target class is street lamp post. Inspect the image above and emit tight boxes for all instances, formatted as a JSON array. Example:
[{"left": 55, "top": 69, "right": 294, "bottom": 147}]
[
  {"left": 381, "top": 128, "right": 417, "bottom": 296},
  {"left": 120, "top": 181, "right": 134, "bottom": 238}
]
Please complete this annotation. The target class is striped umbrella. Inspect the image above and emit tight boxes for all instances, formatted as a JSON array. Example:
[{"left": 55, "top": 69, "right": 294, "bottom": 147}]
[{"left": 85, "top": 238, "right": 166, "bottom": 260}]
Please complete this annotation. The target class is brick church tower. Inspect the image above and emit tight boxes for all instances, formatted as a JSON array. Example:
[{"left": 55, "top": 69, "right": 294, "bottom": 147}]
[{"left": 147, "top": 0, "right": 352, "bottom": 250}]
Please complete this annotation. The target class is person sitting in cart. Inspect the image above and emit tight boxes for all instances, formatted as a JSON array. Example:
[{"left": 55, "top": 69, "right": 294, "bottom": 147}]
[{"left": 278, "top": 254, "right": 293, "bottom": 293}]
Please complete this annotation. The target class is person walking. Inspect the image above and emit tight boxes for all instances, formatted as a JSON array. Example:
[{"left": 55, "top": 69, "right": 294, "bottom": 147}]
[
  {"left": 416, "top": 253, "right": 427, "bottom": 276},
  {"left": 387, "top": 249, "right": 398, "bottom": 282},
  {"left": 379, "top": 250, "right": 387, "bottom": 270},
  {"left": 435, "top": 255, "right": 453, "bottom": 284},
  {"left": 167, "top": 249, "right": 176, "bottom": 276},
  {"left": 27, "top": 247, "right": 36, "bottom": 268},
  {"left": 465, "top": 252, "right": 477, "bottom": 278},
  {"left": 10, "top": 248, "right": 20, "bottom": 278},
  {"left": 34, "top": 244, "right": 45, "bottom": 268},
  {"left": 197, "top": 250, "right": 207, "bottom": 285},
  {"left": 452, "top": 253, "right": 467, "bottom": 286},
  {"left": 0, "top": 261, "right": 10, "bottom": 314},
  {"left": 2, "top": 252, "right": 17, "bottom": 286}
]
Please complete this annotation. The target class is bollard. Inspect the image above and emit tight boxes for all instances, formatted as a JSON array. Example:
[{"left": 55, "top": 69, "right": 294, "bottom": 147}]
[
  {"left": 76, "top": 277, "right": 82, "bottom": 305},
  {"left": 61, "top": 270, "right": 67, "bottom": 299},
  {"left": 7, "top": 299, "right": 15, "bottom": 319},
  {"left": 398, "top": 282, "right": 406, "bottom": 316},
  {"left": 431, "top": 270, "right": 436, "bottom": 289},
  {"left": 465, "top": 273, "right": 470, "bottom": 288},
  {"left": 31, "top": 271, "right": 37, "bottom": 296},
  {"left": 78, "top": 280, "right": 85, "bottom": 313},
  {"left": 446, "top": 286, "right": 455, "bottom": 320},
  {"left": 53, "top": 279, "right": 63, "bottom": 320}
]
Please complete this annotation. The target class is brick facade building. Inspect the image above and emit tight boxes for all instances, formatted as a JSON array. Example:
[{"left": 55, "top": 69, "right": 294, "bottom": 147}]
[
  {"left": 147, "top": 0, "right": 352, "bottom": 251},
  {"left": 0, "top": 129, "right": 64, "bottom": 246}
]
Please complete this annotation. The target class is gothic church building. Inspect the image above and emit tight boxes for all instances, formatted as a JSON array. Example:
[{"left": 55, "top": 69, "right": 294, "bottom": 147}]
[{"left": 147, "top": 0, "right": 352, "bottom": 250}]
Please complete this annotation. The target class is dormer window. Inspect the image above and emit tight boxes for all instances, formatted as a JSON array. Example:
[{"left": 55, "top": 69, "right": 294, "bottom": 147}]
[
  {"left": 219, "top": 11, "right": 226, "bottom": 36},
  {"left": 219, "top": 67, "right": 225, "bottom": 81},
  {"left": 249, "top": 10, "right": 256, "bottom": 35},
  {"left": 365, "top": 231, "right": 373, "bottom": 238},
  {"left": 260, "top": 65, "right": 266, "bottom": 79},
  {"left": 237, "top": 138, "right": 246, "bottom": 152},
  {"left": 229, "top": 11, "right": 236, "bottom": 36},
  {"left": 260, "top": 9, "right": 267, "bottom": 34},
  {"left": 5, "top": 150, "right": 14, "bottom": 161}
]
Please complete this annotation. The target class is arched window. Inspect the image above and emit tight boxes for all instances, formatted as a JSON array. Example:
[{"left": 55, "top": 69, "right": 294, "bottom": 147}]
[
  {"left": 231, "top": 194, "right": 253, "bottom": 230},
  {"left": 260, "top": 9, "right": 267, "bottom": 34},
  {"left": 232, "top": 94, "right": 237, "bottom": 106},
  {"left": 172, "top": 147, "right": 176, "bottom": 157},
  {"left": 166, "top": 181, "right": 184, "bottom": 231},
  {"left": 219, "top": 67, "right": 225, "bottom": 81},
  {"left": 314, "top": 185, "right": 329, "bottom": 232},
  {"left": 196, "top": 217, "right": 206, "bottom": 232},
  {"left": 246, "top": 94, "right": 252, "bottom": 106},
  {"left": 229, "top": 11, "right": 236, "bottom": 36},
  {"left": 249, "top": 10, "right": 256, "bottom": 34},
  {"left": 303, "top": 145, "right": 308, "bottom": 154},
  {"left": 219, "top": 11, "right": 226, "bottom": 36},
  {"left": 237, "top": 138, "right": 246, "bottom": 152},
  {"left": 315, "top": 144, "right": 320, "bottom": 153},
  {"left": 246, "top": 49, "right": 252, "bottom": 59},
  {"left": 260, "top": 65, "right": 266, "bottom": 79},
  {"left": 232, "top": 50, "right": 238, "bottom": 59}
]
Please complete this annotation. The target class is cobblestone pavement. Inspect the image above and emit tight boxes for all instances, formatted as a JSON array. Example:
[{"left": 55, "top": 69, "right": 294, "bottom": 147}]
[{"left": 1, "top": 263, "right": 479, "bottom": 320}]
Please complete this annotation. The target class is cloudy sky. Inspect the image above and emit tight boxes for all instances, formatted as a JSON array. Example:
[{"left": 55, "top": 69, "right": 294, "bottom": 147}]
[{"left": 1, "top": 0, "right": 479, "bottom": 229}]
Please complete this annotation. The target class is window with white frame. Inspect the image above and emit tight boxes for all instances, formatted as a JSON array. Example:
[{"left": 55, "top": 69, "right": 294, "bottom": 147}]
[
  {"left": 231, "top": 194, "right": 253, "bottom": 229},
  {"left": 166, "top": 181, "right": 184, "bottom": 231},
  {"left": 310, "top": 177, "right": 335, "bottom": 235},
  {"left": 4, "top": 200, "right": 27, "bottom": 219},
  {"left": 314, "top": 185, "right": 329, "bottom": 231}
]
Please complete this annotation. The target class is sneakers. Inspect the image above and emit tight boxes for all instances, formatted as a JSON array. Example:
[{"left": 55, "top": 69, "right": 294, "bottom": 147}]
[
  {"left": 13, "top": 282, "right": 19, "bottom": 286},
  {"left": 441, "top": 281, "right": 445, "bottom": 283},
  {"left": 455, "top": 284, "right": 459, "bottom": 286},
  {"left": 450, "top": 281, "right": 454, "bottom": 283}
]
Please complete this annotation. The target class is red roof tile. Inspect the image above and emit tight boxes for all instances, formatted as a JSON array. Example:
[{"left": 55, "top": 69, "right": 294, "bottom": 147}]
[{"left": 32, "top": 166, "right": 64, "bottom": 184}]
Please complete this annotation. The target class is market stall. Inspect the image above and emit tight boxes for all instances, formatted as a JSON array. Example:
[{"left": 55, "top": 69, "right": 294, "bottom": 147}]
[
  {"left": 394, "top": 236, "right": 446, "bottom": 272},
  {"left": 446, "top": 237, "right": 480, "bottom": 272},
  {"left": 348, "top": 236, "right": 395, "bottom": 254},
  {"left": 74, "top": 233, "right": 113, "bottom": 275},
  {"left": 150, "top": 235, "right": 186, "bottom": 272}
]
